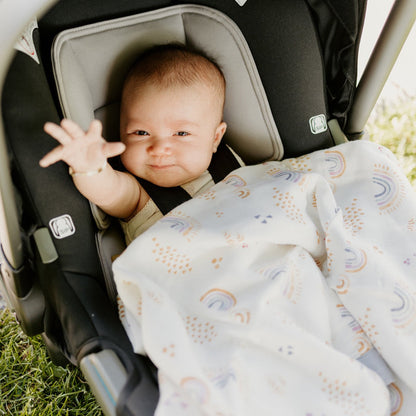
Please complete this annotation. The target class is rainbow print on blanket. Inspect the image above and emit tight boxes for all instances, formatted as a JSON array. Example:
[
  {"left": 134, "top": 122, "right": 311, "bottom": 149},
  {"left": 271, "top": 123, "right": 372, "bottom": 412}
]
[{"left": 373, "top": 163, "right": 407, "bottom": 214}]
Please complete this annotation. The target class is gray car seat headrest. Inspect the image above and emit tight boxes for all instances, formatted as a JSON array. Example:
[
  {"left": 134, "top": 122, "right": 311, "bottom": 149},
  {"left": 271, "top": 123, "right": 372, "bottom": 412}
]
[{"left": 52, "top": 4, "right": 283, "bottom": 165}]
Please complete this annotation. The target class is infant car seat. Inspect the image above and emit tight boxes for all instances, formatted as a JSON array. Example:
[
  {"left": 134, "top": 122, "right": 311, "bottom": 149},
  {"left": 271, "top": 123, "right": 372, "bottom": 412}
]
[{"left": 5, "top": 0, "right": 410, "bottom": 414}]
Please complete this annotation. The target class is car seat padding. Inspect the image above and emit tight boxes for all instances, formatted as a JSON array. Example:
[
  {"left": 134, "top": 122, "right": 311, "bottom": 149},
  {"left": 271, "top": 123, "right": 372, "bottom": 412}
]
[{"left": 51, "top": 5, "right": 284, "bottom": 166}]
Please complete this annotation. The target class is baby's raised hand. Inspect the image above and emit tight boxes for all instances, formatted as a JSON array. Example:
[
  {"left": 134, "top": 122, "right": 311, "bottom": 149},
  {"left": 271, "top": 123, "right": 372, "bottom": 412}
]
[{"left": 40, "top": 119, "right": 125, "bottom": 173}]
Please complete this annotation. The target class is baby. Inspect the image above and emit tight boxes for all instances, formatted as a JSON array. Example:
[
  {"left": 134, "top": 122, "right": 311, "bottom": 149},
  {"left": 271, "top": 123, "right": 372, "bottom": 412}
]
[{"left": 40, "top": 44, "right": 229, "bottom": 243}]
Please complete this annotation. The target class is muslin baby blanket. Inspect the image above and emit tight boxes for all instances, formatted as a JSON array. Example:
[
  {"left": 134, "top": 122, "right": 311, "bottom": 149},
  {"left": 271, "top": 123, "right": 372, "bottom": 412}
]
[{"left": 114, "top": 141, "right": 416, "bottom": 415}]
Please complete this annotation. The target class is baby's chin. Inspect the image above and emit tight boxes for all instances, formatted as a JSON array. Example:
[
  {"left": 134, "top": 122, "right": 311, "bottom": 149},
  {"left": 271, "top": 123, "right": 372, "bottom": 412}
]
[{"left": 135, "top": 164, "right": 208, "bottom": 188}]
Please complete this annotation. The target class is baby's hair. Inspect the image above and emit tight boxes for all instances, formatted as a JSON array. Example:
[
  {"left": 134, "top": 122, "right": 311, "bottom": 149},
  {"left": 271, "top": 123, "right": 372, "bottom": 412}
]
[{"left": 122, "top": 43, "right": 226, "bottom": 115}]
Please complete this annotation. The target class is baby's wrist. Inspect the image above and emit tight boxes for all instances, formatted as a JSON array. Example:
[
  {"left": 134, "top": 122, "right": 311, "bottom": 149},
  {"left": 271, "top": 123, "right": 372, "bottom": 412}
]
[{"left": 68, "top": 161, "right": 108, "bottom": 177}]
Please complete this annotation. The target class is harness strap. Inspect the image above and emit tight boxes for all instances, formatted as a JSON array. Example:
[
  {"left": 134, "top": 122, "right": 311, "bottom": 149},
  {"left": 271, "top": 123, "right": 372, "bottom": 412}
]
[
  {"left": 137, "top": 180, "right": 191, "bottom": 216},
  {"left": 137, "top": 142, "right": 242, "bottom": 215},
  {"left": 208, "top": 141, "right": 242, "bottom": 183}
]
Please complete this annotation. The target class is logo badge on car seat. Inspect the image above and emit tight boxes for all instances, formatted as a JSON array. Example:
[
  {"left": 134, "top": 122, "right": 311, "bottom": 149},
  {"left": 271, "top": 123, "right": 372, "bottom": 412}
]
[
  {"left": 49, "top": 215, "right": 76, "bottom": 239},
  {"left": 309, "top": 114, "right": 328, "bottom": 134}
]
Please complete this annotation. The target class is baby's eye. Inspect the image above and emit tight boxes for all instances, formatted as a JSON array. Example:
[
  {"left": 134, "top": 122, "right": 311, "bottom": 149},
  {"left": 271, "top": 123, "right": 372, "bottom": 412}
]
[
  {"left": 175, "top": 131, "right": 189, "bottom": 137},
  {"left": 134, "top": 130, "right": 149, "bottom": 136}
]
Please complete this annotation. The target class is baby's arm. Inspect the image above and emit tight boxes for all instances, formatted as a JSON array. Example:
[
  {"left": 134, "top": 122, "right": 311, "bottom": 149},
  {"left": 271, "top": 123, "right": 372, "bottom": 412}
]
[{"left": 40, "top": 119, "right": 141, "bottom": 219}]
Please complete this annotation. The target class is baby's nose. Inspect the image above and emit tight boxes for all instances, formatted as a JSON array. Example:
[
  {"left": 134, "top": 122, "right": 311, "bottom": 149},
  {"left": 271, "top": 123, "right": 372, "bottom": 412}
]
[{"left": 148, "top": 137, "right": 172, "bottom": 155}]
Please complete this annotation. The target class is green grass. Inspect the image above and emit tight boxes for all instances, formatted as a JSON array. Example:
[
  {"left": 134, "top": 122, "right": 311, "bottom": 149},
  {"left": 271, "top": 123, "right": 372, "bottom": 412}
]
[
  {"left": 0, "top": 309, "right": 102, "bottom": 415},
  {"left": 0, "top": 97, "right": 415, "bottom": 415},
  {"left": 366, "top": 96, "right": 416, "bottom": 188}
]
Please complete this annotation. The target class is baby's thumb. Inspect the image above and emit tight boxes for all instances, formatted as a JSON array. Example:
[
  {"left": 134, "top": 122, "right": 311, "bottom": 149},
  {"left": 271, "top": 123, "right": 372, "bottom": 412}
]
[{"left": 103, "top": 142, "right": 126, "bottom": 158}]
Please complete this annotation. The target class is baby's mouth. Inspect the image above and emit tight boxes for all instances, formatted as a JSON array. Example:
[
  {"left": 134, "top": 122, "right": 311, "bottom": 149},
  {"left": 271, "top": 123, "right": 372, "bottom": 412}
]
[{"left": 149, "top": 163, "right": 175, "bottom": 170}]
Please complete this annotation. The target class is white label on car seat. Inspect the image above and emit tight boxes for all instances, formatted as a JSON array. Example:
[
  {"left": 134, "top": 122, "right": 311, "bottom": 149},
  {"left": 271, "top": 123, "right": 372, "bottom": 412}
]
[
  {"left": 14, "top": 19, "right": 40, "bottom": 64},
  {"left": 234, "top": 0, "right": 248, "bottom": 6},
  {"left": 49, "top": 215, "right": 76, "bottom": 239},
  {"left": 309, "top": 114, "right": 328, "bottom": 134}
]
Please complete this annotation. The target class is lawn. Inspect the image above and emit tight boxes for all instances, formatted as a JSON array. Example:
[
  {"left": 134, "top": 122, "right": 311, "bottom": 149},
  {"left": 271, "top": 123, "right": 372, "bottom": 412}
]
[
  {"left": 0, "top": 97, "right": 415, "bottom": 415},
  {"left": 366, "top": 97, "right": 416, "bottom": 188},
  {"left": 0, "top": 309, "right": 102, "bottom": 415}
]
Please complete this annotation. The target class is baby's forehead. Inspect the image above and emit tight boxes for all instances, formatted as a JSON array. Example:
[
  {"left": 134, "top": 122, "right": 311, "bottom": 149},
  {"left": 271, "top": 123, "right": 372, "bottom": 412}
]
[
  {"left": 123, "top": 78, "right": 221, "bottom": 105},
  {"left": 123, "top": 61, "right": 224, "bottom": 101}
]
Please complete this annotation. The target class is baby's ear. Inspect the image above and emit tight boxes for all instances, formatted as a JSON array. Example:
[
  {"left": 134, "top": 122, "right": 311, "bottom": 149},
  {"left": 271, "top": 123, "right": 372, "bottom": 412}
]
[{"left": 213, "top": 122, "right": 227, "bottom": 152}]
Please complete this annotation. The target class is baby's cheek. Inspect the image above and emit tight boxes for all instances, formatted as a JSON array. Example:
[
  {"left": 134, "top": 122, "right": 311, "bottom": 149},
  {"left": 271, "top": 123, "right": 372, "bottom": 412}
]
[{"left": 121, "top": 152, "right": 144, "bottom": 174}]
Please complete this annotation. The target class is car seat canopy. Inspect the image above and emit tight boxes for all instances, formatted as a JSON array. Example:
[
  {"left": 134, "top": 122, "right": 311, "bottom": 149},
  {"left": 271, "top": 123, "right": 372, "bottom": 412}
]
[{"left": 52, "top": 5, "right": 284, "bottom": 164}]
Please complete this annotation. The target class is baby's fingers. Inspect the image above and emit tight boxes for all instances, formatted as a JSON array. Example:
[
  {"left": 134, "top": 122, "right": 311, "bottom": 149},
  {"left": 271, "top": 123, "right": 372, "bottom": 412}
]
[
  {"left": 39, "top": 145, "right": 64, "bottom": 167},
  {"left": 44, "top": 121, "right": 73, "bottom": 145},
  {"left": 87, "top": 119, "right": 103, "bottom": 137},
  {"left": 60, "top": 118, "right": 88, "bottom": 141}
]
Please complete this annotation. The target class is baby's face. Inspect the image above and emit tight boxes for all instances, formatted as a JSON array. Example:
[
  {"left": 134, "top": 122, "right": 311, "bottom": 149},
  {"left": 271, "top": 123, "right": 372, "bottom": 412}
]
[{"left": 120, "top": 82, "right": 226, "bottom": 187}]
